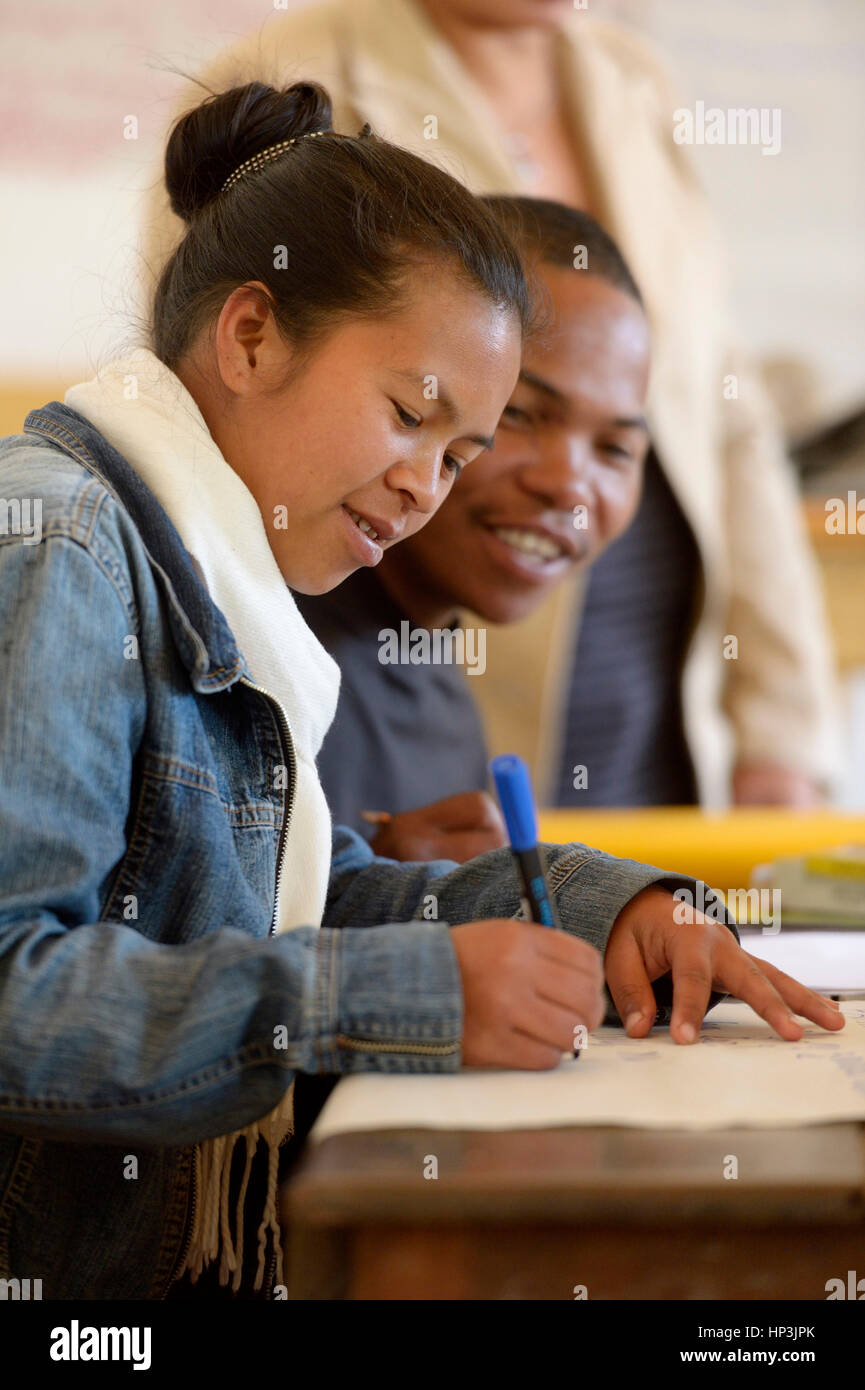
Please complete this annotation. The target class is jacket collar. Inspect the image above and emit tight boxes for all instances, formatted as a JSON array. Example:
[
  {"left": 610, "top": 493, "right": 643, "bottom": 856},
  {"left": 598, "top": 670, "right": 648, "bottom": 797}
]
[{"left": 22, "top": 400, "right": 248, "bottom": 693}]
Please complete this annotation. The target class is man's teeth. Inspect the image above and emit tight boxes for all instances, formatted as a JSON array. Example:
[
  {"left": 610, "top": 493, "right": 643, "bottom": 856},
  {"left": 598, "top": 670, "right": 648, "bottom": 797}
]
[
  {"left": 347, "top": 507, "right": 380, "bottom": 542},
  {"left": 493, "top": 527, "right": 564, "bottom": 561}
]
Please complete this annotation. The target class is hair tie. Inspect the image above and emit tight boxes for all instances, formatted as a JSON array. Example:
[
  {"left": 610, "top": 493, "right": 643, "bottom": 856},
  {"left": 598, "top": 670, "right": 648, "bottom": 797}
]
[{"left": 220, "top": 130, "right": 330, "bottom": 194}]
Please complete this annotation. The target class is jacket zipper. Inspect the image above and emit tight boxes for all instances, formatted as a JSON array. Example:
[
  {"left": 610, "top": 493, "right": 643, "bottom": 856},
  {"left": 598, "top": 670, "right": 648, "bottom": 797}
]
[
  {"left": 336, "top": 1035, "right": 460, "bottom": 1056},
  {"left": 239, "top": 675, "right": 297, "bottom": 936},
  {"left": 161, "top": 1150, "right": 198, "bottom": 1298},
  {"left": 264, "top": 1241, "right": 279, "bottom": 1299}
]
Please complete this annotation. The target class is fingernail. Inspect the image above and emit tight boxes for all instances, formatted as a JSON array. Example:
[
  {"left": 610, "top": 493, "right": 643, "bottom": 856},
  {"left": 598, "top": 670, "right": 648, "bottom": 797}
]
[
  {"left": 678, "top": 1022, "right": 696, "bottom": 1043},
  {"left": 625, "top": 1011, "right": 644, "bottom": 1032}
]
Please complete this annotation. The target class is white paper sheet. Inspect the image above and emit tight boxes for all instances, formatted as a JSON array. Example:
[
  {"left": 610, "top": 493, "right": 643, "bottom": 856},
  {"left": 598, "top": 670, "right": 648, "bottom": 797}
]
[
  {"left": 311, "top": 1001, "right": 865, "bottom": 1138},
  {"left": 736, "top": 929, "right": 865, "bottom": 991}
]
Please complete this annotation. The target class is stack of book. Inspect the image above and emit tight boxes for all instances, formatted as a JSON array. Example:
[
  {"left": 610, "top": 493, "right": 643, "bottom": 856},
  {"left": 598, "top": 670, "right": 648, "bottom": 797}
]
[{"left": 751, "top": 845, "right": 865, "bottom": 928}]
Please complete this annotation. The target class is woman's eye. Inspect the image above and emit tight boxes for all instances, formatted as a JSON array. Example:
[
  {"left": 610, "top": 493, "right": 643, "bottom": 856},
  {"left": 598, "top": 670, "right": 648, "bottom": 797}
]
[
  {"left": 443, "top": 454, "right": 464, "bottom": 479},
  {"left": 394, "top": 402, "right": 421, "bottom": 428}
]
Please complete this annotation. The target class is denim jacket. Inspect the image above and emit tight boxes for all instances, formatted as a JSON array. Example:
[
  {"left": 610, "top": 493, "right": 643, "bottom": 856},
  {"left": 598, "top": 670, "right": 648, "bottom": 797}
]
[{"left": 0, "top": 400, "right": 736, "bottom": 1300}]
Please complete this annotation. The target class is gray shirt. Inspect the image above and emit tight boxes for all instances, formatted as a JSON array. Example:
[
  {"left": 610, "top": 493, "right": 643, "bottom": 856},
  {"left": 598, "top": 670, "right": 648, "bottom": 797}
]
[{"left": 295, "top": 569, "right": 490, "bottom": 837}]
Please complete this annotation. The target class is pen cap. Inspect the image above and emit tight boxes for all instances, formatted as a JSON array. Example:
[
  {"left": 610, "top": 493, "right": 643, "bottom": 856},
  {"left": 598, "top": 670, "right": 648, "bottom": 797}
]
[{"left": 490, "top": 754, "right": 539, "bottom": 851}]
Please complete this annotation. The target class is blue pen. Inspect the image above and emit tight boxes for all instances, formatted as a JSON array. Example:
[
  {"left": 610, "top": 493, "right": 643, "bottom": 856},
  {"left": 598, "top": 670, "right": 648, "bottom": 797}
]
[{"left": 491, "top": 754, "right": 580, "bottom": 1059}]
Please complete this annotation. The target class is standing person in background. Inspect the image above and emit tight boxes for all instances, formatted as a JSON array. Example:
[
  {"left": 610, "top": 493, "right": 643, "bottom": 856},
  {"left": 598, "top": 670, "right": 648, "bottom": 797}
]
[{"left": 140, "top": 0, "right": 840, "bottom": 809}]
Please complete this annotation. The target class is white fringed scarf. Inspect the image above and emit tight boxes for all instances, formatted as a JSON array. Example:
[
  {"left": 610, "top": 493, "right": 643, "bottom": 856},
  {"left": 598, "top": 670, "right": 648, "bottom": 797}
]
[{"left": 66, "top": 347, "right": 341, "bottom": 1292}]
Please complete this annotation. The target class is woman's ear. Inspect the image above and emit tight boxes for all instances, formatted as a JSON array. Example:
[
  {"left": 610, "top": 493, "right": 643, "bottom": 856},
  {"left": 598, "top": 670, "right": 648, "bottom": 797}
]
[{"left": 214, "top": 281, "right": 288, "bottom": 395}]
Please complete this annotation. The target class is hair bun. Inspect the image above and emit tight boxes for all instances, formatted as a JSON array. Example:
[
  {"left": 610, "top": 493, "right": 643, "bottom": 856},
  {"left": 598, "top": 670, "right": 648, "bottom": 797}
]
[{"left": 164, "top": 80, "right": 334, "bottom": 224}]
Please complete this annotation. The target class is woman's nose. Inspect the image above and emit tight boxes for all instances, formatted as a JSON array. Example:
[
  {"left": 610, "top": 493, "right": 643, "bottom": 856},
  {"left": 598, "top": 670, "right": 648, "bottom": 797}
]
[{"left": 387, "top": 454, "right": 444, "bottom": 515}]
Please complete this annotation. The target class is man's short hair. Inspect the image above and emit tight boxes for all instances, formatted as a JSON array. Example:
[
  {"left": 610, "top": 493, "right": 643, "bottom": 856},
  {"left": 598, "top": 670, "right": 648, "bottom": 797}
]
[{"left": 482, "top": 195, "right": 644, "bottom": 307}]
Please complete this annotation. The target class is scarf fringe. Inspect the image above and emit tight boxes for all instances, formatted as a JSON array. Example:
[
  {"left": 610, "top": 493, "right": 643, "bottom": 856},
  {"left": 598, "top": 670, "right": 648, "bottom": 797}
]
[{"left": 178, "top": 1079, "right": 295, "bottom": 1295}]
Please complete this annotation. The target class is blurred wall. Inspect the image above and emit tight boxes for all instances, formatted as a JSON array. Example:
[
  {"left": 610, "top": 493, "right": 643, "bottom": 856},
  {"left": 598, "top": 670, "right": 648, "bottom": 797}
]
[
  {"left": 607, "top": 0, "right": 865, "bottom": 422},
  {"left": 1, "top": 0, "right": 863, "bottom": 422}
]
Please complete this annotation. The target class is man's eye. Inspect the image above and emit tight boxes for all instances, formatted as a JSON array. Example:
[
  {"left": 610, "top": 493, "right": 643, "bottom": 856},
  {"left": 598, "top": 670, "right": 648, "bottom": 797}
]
[
  {"left": 443, "top": 454, "right": 464, "bottom": 479},
  {"left": 502, "top": 404, "right": 532, "bottom": 425},
  {"left": 601, "top": 443, "right": 632, "bottom": 463},
  {"left": 394, "top": 402, "right": 421, "bottom": 427}
]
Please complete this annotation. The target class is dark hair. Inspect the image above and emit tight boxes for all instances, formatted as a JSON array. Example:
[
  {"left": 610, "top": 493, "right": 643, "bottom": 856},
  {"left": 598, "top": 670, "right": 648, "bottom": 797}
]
[
  {"left": 480, "top": 195, "right": 644, "bottom": 307},
  {"left": 151, "top": 81, "right": 532, "bottom": 369}
]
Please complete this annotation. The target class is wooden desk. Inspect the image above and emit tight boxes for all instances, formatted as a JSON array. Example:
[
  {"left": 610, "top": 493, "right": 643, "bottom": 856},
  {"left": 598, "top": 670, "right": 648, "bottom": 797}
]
[{"left": 281, "top": 1123, "right": 865, "bottom": 1299}]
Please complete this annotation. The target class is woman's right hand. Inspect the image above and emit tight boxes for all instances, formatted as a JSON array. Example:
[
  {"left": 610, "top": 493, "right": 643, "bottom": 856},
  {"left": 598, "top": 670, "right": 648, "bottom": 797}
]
[{"left": 449, "top": 920, "right": 605, "bottom": 1068}]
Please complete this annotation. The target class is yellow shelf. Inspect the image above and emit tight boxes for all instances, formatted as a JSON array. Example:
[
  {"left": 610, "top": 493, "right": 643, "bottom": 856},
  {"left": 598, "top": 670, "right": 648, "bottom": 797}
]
[{"left": 538, "top": 806, "right": 865, "bottom": 895}]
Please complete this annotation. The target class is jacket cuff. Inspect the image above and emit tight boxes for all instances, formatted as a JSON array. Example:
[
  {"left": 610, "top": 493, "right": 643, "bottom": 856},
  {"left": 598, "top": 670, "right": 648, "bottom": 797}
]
[
  {"left": 539, "top": 844, "right": 708, "bottom": 955},
  {"left": 313, "top": 921, "right": 463, "bottom": 1074}
]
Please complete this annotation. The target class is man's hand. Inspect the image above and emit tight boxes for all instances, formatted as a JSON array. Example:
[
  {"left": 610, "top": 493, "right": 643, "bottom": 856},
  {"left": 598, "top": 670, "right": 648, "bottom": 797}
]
[
  {"left": 605, "top": 885, "right": 845, "bottom": 1043},
  {"left": 370, "top": 791, "right": 508, "bottom": 863}
]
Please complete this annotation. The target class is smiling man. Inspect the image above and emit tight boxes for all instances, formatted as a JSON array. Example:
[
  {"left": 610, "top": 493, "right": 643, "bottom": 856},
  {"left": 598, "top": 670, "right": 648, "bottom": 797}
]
[{"left": 294, "top": 198, "right": 651, "bottom": 857}]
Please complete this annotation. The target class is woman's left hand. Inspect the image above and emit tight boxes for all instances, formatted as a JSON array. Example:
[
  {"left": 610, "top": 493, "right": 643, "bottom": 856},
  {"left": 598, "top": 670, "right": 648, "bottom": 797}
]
[{"left": 604, "top": 885, "right": 845, "bottom": 1044}]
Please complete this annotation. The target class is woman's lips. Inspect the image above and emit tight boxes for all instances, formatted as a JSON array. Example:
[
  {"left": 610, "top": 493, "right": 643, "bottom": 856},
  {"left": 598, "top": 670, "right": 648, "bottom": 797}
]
[{"left": 341, "top": 504, "right": 383, "bottom": 564}]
